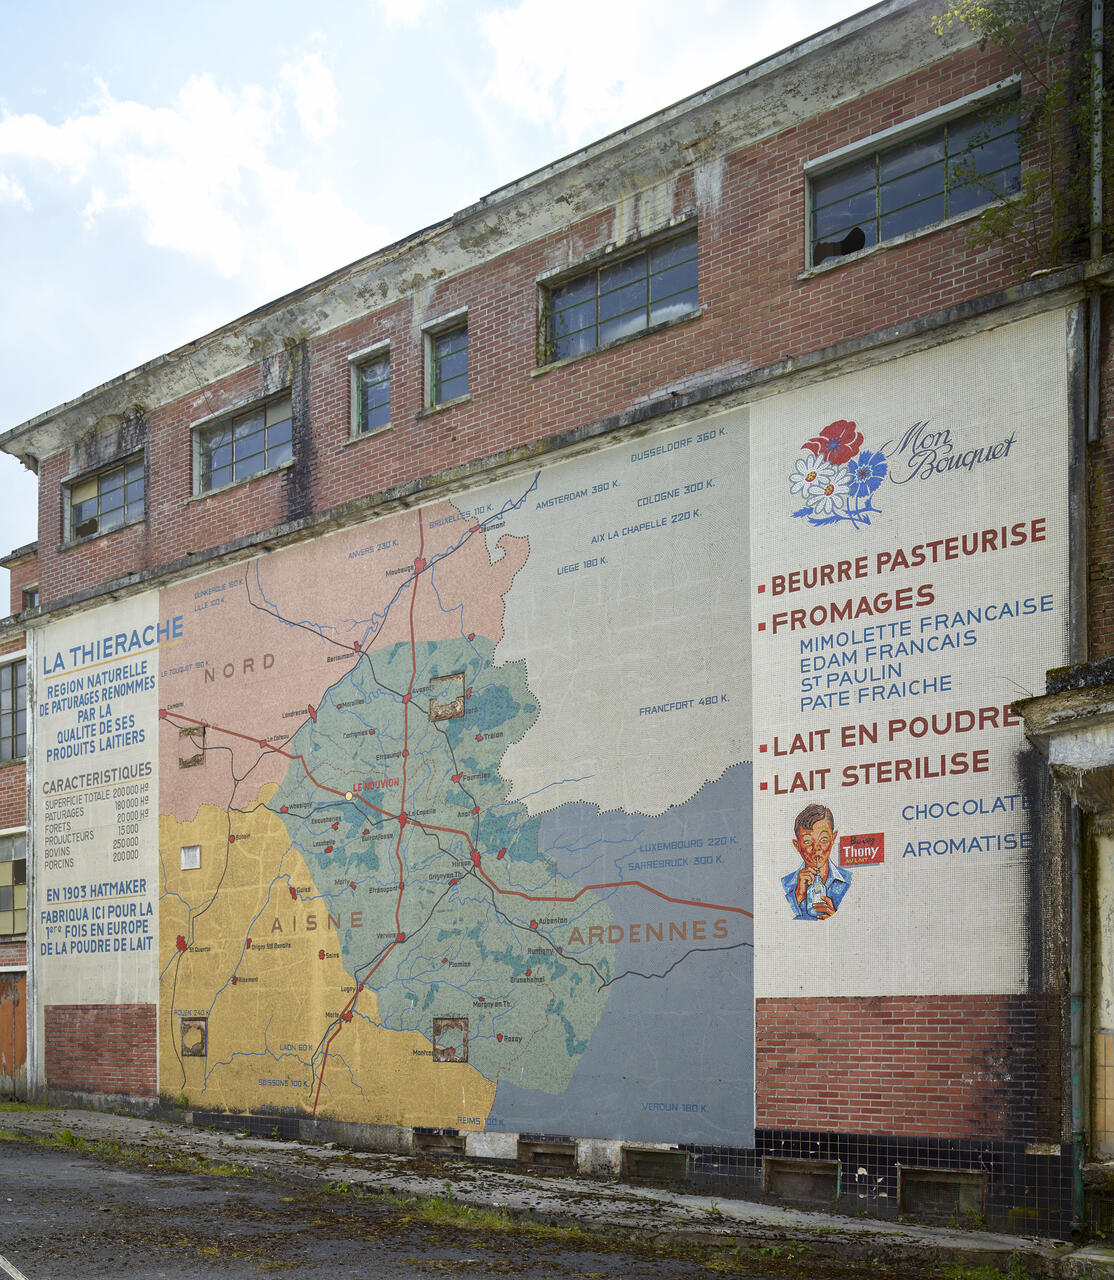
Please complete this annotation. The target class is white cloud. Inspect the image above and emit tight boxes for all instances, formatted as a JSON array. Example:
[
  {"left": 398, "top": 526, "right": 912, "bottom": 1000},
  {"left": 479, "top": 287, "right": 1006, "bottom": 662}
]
[
  {"left": 280, "top": 51, "right": 340, "bottom": 145},
  {"left": 377, "top": 0, "right": 429, "bottom": 27},
  {"left": 0, "top": 173, "right": 29, "bottom": 208},
  {"left": 0, "top": 70, "right": 384, "bottom": 292},
  {"left": 479, "top": 0, "right": 866, "bottom": 146}
]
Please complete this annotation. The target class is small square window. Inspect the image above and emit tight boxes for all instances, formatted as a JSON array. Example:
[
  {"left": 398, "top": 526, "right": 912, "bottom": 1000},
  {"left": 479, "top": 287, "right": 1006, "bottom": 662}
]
[
  {"left": 354, "top": 352, "right": 391, "bottom": 434},
  {"left": 197, "top": 395, "right": 293, "bottom": 493},
  {"left": 180, "top": 845, "right": 201, "bottom": 871},
  {"left": 21, "top": 587, "right": 38, "bottom": 611},
  {"left": 429, "top": 322, "right": 469, "bottom": 406},
  {"left": 68, "top": 457, "right": 145, "bottom": 540}
]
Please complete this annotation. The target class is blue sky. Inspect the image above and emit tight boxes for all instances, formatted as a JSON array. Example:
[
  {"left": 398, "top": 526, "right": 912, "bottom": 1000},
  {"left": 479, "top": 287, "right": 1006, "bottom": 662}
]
[{"left": 0, "top": 0, "right": 871, "bottom": 600}]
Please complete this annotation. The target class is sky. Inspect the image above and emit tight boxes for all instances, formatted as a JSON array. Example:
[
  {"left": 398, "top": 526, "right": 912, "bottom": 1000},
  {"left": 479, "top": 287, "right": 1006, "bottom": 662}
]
[{"left": 0, "top": 0, "right": 873, "bottom": 603}]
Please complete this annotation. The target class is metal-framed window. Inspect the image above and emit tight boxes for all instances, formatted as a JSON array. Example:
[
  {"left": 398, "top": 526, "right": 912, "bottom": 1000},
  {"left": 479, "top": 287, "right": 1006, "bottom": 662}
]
[
  {"left": 69, "top": 457, "right": 145, "bottom": 540},
  {"left": 429, "top": 323, "right": 468, "bottom": 406},
  {"left": 0, "top": 830, "right": 26, "bottom": 937},
  {"left": 542, "top": 229, "right": 698, "bottom": 364},
  {"left": 21, "top": 587, "right": 38, "bottom": 611},
  {"left": 0, "top": 660, "right": 26, "bottom": 763},
  {"left": 809, "top": 96, "right": 1020, "bottom": 267},
  {"left": 197, "top": 394, "right": 293, "bottom": 493},
  {"left": 354, "top": 352, "right": 391, "bottom": 434}
]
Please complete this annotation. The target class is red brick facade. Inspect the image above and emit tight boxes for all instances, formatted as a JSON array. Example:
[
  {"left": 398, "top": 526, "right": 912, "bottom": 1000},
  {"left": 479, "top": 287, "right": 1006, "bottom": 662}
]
[
  {"left": 756, "top": 995, "right": 1061, "bottom": 1140},
  {"left": 29, "top": 38, "right": 1042, "bottom": 613},
  {"left": 4, "top": 551, "right": 37, "bottom": 619},
  {"left": 44, "top": 1004, "right": 157, "bottom": 1097}
]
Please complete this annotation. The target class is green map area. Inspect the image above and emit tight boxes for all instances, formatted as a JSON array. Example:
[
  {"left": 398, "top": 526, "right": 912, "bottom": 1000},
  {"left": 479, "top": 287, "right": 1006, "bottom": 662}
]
[{"left": 270, "top": 636, "right": 615, "bottom": 1094}]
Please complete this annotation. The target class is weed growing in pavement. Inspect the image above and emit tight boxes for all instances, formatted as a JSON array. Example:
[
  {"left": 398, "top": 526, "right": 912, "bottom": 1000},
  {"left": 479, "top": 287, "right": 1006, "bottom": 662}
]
[
  {"left": 0, "top": 1126, "right": 249, "bottom": 1176},
  {"left": 937, "top": 1258, "right": 1033, "bottom": 1280}
]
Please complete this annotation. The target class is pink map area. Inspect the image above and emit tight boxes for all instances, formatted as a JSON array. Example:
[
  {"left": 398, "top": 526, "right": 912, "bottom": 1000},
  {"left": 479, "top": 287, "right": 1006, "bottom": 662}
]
[{"left": 158, "top": 495, "right": 530, "bottom": 822}]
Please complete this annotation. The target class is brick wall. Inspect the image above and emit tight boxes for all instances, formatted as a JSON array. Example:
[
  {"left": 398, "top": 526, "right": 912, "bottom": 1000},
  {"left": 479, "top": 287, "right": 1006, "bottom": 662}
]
[
  {"left": 30, "top": 39, "right": 1047, "bottom": 610},
  {"left": 0, "top": 940, "right": 25, "bottom": 967},
  {"left": 756, "top": 995, "right": 1062, "bottom": 1140},
  {"left": 5, "top": 552, "right": 37, "bottom": 618},
  {"left": 0, "top": 766, "right": 25, "bottom": 833},
  {"left": 44, "top": 1004, "right": 157, "bottom": 1097}
]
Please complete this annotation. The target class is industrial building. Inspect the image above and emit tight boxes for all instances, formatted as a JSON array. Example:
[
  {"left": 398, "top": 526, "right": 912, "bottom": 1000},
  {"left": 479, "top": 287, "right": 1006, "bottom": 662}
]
[{"left": 0, "top": 0, "right": 1109, "bottom": 1234}]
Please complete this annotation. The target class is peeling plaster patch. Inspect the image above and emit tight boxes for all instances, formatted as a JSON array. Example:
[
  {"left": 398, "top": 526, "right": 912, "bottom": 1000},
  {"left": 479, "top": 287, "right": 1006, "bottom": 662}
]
[
  {"left": 260, "top": 351, "right": 289, "bottom": 396},
  {"left": 693, "top": 156, "right": 725, "bottom": 223},
  {"left": 71, "top": 408, "right": 147, "bottom": 474}
]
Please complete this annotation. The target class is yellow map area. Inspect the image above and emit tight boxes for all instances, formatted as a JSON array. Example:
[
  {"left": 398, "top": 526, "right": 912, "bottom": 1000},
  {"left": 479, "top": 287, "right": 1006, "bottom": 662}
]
[{"left": 158, "top": 789, "right": 496, "bottom": 1128}]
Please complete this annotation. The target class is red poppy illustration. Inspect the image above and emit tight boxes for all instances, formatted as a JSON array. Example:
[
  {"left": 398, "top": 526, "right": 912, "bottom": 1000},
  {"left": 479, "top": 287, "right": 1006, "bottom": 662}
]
[
  {"left": 790, "top": 418, "right": 886, "bottom": 528},
  {"left": 802, "top": 419, "right": 863, "bottom": 465}
]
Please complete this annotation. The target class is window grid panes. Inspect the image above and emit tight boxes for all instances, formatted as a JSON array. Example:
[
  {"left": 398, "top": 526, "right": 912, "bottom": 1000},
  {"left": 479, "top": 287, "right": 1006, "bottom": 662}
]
[
  {"left": 810, "top": 100, "right": 1020, "bottom": 266},
  {"left": 70, "top": 458, "right": 145, "bottom": 540},
  {"left": 357, "top": 355, "right": 391, "bottom": 433},
  {"left": 0, "top": 661, "right": 26, "bottom": 763},
  {"left": 199, "top": 396, "right": 293, "bottom": 492},
  {"left": 431, "top": 325, "right": 468, "bottom": 405},
  {"left": 545, "top": 230, "right": 698, "bottom": 364},
  {"left": 0, "top": 833, "right": 27, "bottom": 936}
]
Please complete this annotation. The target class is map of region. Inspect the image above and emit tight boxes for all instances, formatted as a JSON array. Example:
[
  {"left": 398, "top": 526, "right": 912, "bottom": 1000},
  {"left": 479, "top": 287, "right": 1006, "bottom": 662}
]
[{"left": 156, "top": 427, "right": 754, "bottom": 1142}]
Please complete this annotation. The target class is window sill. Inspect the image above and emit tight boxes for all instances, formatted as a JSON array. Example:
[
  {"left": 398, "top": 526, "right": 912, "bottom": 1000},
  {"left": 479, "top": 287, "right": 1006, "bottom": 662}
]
[
  {"left": 343, "top": 423, "right": 394, "bottom": 447},
  {"left": 532, "top": 306, "right": 705, "bottom": 377},
  {"left": 0, "top": 757, "right": 26, "bottom": 771},
  {"left": 798, "top": 200, "right": 1009, "bottom": 280},
  {"left": 58, "top": 514, "right": 145, "bottom": 553},
  {"left": 187, "top": 458, "right": 294, "bottom": 504},
  {"left": 416, "top": 394, "right": 472, "bottom": 420}
]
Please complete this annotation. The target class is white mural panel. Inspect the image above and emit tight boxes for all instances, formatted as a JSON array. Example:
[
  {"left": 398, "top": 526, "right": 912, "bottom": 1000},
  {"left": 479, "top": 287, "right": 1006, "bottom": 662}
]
[
  {"left": 750, "top": 310, "right": 1070, "bottom": 998},
  {"left": 33, "top": 592, "right": 165, "bottom": 1010}
]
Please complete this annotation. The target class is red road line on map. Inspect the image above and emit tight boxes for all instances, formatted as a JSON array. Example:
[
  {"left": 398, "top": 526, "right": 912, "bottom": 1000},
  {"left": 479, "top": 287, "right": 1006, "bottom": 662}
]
[
  {"left": 161, "top": 713, "right": 753, "bottom": 923},
  {"left": 310, "top": 939, "right": 396, "bottom": 1116},
  {"left": 166, "top": 713, "right": 398, "bottom": 824},
  {"left": 315, "top": 511, "right": 426, "bottom": 1116},
  {"left": 473, "top": 864, "right": 753, "bottom": 917},
  {"left": 162, "top": 713, "right": 754, "bottom": 923}
]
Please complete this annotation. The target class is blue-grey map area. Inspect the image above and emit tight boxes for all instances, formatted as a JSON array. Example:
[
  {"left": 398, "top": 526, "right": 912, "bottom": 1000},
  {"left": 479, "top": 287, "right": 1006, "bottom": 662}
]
[{"left": 488, "top": 764, "right": 753, "bottom": 1145}]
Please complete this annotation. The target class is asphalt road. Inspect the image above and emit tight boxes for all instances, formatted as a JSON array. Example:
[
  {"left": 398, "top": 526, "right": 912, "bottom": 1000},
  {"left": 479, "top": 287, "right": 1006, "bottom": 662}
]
[{"left": 0, "top": 1138, "right": 886, "bottom": 1280}]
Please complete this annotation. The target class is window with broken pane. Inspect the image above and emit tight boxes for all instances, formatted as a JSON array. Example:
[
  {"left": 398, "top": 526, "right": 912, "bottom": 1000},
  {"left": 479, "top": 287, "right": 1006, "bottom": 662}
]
[
  {"left": 810, "top": 98, "right": 1020, "bottom": 266},
  {"left": 70, "top": 457, "right": 145, "bottom": 539},
  {"left": 199, "top": 395, "right": 293, "bottom": 492},
  {"left": 543, "top": 229, "right": 698, "bottom": 364}
]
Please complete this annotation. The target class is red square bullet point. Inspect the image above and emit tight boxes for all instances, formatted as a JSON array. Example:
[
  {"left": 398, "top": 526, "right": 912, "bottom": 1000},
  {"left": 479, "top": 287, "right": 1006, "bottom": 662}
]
[
  {"left": 760, "top": 781, "right": 768, "bottom": 791},
  {"left": 758, "top": 622, "right": 766, "bottom": 632},
  {"left": 757, "top": 583, "right": 766, "bottom": 593},
  {"left": 759, "top": 743, "right": 767, "bottom": 753}
]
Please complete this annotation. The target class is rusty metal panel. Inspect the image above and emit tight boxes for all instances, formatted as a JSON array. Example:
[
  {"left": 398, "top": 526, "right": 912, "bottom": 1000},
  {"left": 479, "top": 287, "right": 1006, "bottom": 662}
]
[{"left": 0, "top": 973, "right": 27, "bottom": 1094}]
